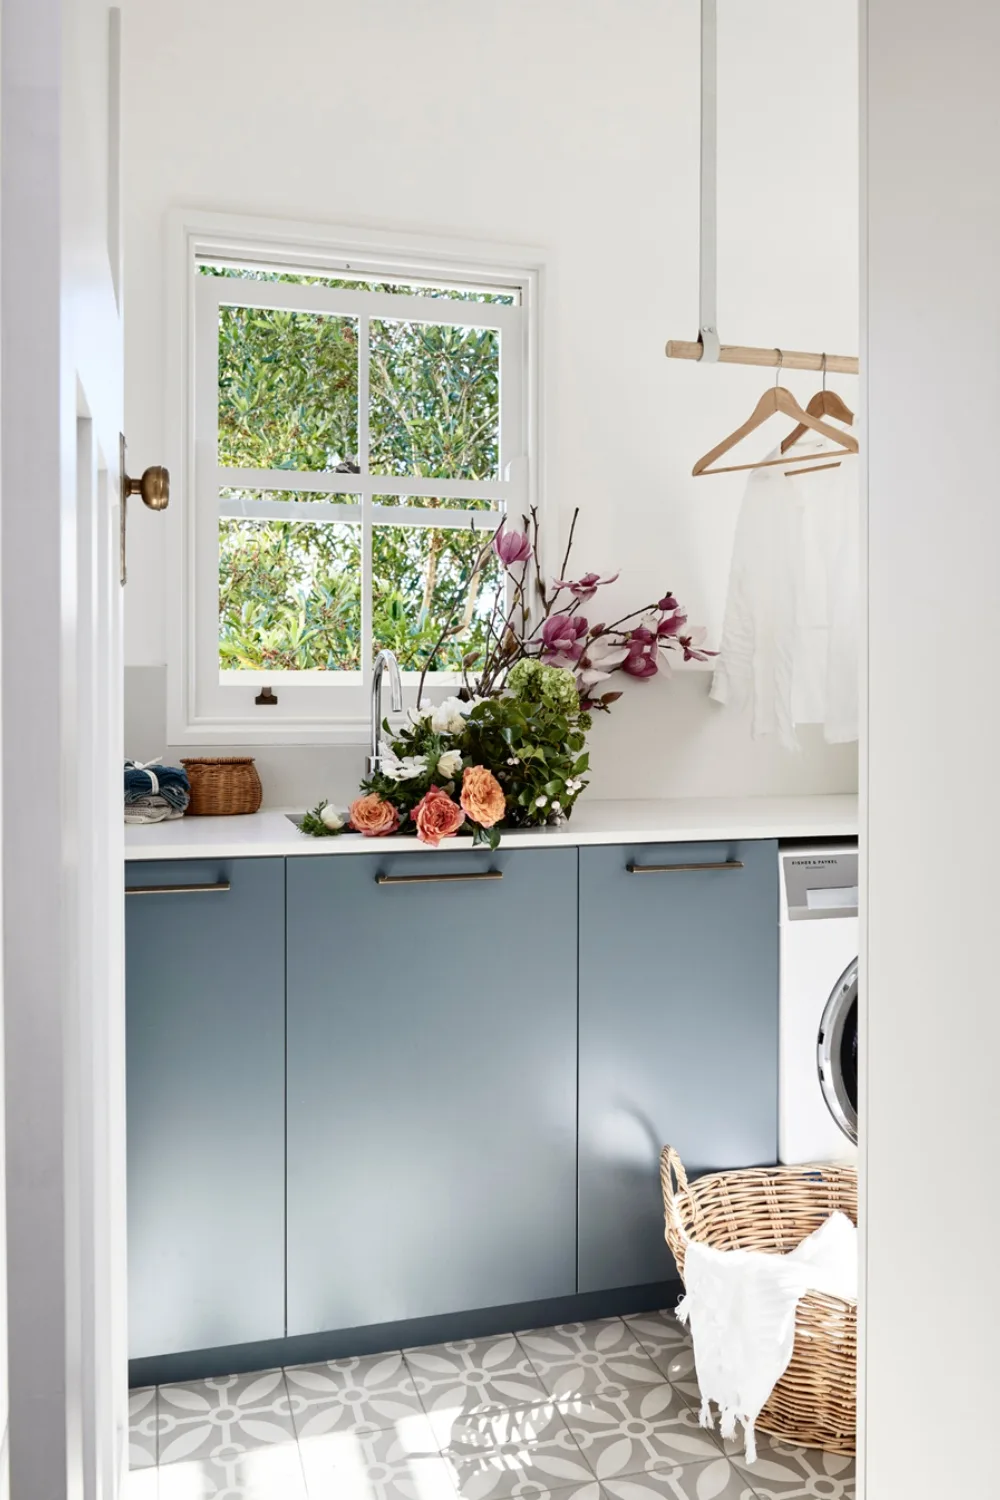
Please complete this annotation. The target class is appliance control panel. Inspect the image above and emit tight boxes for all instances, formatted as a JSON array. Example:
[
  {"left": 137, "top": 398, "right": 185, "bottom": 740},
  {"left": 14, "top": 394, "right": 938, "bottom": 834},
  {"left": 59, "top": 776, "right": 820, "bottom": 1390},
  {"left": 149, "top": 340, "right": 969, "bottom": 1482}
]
[{"left": 781, "top": 847, "right": 859, "bottom": 921}]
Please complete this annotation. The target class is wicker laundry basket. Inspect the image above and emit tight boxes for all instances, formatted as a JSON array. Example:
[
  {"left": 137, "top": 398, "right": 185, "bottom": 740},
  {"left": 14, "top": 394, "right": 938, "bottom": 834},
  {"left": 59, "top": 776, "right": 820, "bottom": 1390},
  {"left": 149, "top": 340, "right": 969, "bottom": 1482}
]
[{"left": 660, "top": 1145, "right": 857, "bottom": 1455}]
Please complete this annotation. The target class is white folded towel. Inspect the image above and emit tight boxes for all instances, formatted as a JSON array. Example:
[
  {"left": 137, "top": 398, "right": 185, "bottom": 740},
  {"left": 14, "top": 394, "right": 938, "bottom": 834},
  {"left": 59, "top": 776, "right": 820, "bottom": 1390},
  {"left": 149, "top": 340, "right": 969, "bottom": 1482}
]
[{"left": 676, "top": 1212, "right": 857, "bottom": 1463}]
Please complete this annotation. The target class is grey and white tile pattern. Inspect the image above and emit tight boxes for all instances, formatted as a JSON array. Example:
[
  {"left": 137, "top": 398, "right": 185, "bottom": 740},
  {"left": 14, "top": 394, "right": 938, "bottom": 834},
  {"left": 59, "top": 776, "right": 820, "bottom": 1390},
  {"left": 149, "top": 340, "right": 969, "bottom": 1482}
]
[
  {"left": 156, "top": 1442, "right": 309, "bottom": 1499},
  {"left": 434, "top": 1399, "right": 570, "bottom": 1458},
  {"left": 128, "top": 1315, "right": 856, "bottom": 1500},
  {"left": 518, "top": 1319, "right": 664, "bottom": 1399},
  {"left": 158, "top": 1368, "right": 297, "bottom": 1465},
  {"left": 440, "top": 1400, "right": 592, "bottom": 1500},
  {"left": 298, "top": 1417, "right": 456, "bottom": 1500},
  {"left": 558, "top": 1382, "right": 722, "bottom": 1480},
  {"left": 404, "top": 1335, "right": 548, "bottom": 1422},
  {"left": 128, "top": 1386, "right": 158, "bottom": 1469},
  {"left": 603, "top": 1456, "right": 760, "bottom": 1498},
  {"left": 286, "top": 1351, "right": 425, "bottom": 1438},
  {"left": 720, "top": 1429, "right": 856, "bottom": 1499},
  {"left": 625, "top": 1312, "right": 701, "bottom": 1403}
]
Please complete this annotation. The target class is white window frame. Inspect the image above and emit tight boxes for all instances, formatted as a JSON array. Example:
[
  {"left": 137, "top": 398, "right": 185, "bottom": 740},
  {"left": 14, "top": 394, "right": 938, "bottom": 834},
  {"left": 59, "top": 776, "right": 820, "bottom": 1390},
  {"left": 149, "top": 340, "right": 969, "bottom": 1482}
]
[{"left": 165, "top": 210, "right": 543, "bottom": 745}]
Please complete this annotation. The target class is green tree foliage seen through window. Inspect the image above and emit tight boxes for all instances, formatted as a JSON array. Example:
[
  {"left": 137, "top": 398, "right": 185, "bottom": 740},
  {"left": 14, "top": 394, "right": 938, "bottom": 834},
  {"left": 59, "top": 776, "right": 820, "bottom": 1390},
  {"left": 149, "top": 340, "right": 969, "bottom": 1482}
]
[{"left": 209, "top": 266, "right": 509, "bottom": 674}]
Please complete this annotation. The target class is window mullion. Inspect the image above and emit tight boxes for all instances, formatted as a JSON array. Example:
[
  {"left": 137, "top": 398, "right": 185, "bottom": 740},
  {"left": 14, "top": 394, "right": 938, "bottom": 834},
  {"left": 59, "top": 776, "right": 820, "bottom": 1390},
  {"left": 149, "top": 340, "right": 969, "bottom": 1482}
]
[{"left": 359, "top": 315, "right": 372, "bottom": 687}]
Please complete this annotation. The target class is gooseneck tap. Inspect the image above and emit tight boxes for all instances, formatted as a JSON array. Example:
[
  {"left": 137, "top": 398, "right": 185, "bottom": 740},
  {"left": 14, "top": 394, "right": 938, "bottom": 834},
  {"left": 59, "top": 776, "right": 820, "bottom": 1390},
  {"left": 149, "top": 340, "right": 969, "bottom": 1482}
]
[{"left": 367, "top": 649, "right": 403, "bottom": 774}]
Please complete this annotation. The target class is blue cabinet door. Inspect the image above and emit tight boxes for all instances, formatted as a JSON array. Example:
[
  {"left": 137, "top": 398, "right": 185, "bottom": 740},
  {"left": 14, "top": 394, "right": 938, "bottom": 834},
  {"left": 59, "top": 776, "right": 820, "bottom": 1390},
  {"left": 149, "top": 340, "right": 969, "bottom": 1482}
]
[
  {"left": 286, "top": 847, "right": 578, "bottom": 1335},
  {"left": 578, "top": 840, "right": 779, "bottom": 1292},
  {"left": 125, "top": 858, "right": 285, "bottom": 1358}
]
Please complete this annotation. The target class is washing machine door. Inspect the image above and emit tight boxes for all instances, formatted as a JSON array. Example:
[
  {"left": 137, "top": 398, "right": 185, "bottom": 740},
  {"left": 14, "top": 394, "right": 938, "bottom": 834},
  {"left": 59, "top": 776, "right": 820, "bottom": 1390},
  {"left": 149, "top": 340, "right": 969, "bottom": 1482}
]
[{"left": 817, "top": 958, "right": 858, "bottom": 1144}]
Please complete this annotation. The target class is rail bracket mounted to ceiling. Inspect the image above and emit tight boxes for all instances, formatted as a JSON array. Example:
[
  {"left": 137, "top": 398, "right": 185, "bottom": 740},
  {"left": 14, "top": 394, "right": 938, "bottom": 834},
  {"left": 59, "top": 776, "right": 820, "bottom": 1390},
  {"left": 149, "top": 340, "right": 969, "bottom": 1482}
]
[{"left": 666, "top": 0, "right": 858, "bottom": 377}]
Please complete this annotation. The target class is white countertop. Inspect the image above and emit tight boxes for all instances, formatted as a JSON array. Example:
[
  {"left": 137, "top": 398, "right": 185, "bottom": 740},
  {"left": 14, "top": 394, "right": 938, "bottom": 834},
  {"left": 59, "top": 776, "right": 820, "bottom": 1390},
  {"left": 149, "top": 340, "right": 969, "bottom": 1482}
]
[{"left": 124, "top": 794, "right": 858, "bottom": 861}]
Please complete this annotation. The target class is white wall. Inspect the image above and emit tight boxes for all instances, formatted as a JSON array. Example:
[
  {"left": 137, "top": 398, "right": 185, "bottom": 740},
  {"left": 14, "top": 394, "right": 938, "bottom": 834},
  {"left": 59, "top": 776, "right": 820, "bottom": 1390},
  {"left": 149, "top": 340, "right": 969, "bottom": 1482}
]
[
  {"left": 863, "top": 0, "right": 1000, "bottom": 1494},
  {"left": 121, "top": 0, "right": 859, "bottom": 807}
]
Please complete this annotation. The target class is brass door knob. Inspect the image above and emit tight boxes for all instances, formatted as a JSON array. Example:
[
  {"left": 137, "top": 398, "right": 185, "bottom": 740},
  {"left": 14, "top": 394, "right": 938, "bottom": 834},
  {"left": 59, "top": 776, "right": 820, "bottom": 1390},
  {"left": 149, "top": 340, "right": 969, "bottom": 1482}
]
[{"left": 125, "top": 464, "right": 170, "bottom": 511}]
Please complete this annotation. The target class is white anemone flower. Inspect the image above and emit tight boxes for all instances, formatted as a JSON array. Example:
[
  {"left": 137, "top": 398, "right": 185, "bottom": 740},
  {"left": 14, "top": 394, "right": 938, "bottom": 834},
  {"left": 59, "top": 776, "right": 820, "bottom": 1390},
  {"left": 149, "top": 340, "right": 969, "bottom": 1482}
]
[
  {"left": 380, "top": 752, "right": 428, "bottom": 783},
  {"left": 430, "top": 696, "right": 472, "bottom": 735}
]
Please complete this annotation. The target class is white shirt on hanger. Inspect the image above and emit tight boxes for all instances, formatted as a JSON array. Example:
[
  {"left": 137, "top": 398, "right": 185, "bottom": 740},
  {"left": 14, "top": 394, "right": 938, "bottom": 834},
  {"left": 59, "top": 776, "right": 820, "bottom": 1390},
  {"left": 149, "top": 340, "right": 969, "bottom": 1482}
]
[{"left": 709, "top": 442, "right": 859, "bottom": 749}]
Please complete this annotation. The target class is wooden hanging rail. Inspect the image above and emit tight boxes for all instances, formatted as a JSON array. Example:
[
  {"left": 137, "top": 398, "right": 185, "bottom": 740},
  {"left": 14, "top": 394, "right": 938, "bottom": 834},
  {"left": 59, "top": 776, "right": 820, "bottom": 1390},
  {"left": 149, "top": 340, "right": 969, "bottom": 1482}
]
[
  {"left": 665, "top": 341, "right": 859, "bottom": 375},
  {"left": 670, "top": 1, "right": 860, "bottom": 379}
]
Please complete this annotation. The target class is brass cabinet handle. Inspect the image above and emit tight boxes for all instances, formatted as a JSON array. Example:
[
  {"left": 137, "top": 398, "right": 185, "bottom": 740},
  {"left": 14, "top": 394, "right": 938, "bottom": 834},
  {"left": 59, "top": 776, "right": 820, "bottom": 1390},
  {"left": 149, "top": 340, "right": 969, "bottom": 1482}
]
[
  {"left": 627, "top": 860, "right": 744, "bottom": 874},
  {"left": 376, "top": 870, "right": 503, "bottom": 886},
  {"left": 126, "top": 882, "right": 231, "bottom": 896}
]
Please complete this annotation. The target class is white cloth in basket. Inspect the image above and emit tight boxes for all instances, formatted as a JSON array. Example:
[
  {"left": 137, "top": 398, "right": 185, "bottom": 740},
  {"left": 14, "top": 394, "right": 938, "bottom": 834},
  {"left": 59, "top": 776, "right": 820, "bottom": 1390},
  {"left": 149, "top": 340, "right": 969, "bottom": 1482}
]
[{"left": 675, "top": 1211, "right": 857, "bottom": 1463}]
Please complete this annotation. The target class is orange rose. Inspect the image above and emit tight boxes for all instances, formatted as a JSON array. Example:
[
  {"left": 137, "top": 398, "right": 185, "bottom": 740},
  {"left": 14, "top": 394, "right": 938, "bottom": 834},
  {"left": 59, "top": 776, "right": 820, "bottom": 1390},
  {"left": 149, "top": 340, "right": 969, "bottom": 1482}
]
[
  {"left": 349, "top": 793, "right": 400, "bottom": 837},
  {"left": 460, "top": 765, "right": 506, "bottom": 828},
  {"left": 412, "top": 785, "right": 465, "bottom": 847}
]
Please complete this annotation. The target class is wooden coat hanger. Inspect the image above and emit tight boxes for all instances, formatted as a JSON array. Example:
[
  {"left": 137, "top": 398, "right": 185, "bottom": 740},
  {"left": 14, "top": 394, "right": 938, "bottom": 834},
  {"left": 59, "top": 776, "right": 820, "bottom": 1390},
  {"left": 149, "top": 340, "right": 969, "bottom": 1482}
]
[
  {"left": 780, "top": 354, "right": 855, "bottom": 456},
  {"left": 692, "top": 355, "right": 859, "bottom": 477}
]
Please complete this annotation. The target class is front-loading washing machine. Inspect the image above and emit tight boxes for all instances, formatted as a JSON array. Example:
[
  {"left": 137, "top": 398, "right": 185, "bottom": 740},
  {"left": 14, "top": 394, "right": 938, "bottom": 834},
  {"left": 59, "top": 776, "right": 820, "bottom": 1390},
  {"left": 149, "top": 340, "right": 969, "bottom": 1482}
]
[{"left": 779, "top": 843, "right": 859, "bottom": 1164}]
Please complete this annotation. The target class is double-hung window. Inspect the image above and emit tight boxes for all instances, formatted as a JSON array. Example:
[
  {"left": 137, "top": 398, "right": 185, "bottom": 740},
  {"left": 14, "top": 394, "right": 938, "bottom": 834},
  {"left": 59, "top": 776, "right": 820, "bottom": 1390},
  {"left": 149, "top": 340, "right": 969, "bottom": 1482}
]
[{"left": 174, "top": 221, "right": 536, "bottom": 742}]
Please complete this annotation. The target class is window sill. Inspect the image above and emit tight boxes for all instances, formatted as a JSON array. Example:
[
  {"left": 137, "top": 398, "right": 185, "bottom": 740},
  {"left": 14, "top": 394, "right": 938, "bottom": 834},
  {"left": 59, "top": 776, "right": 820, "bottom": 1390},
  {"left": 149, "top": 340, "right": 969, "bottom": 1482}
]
[{"left": 168, "top": 715, "right": 377, "bottom": 748}]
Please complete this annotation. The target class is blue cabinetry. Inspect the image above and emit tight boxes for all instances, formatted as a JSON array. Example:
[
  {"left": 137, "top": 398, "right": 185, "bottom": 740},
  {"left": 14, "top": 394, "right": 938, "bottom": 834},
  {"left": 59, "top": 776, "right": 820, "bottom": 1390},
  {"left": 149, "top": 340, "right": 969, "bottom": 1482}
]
[
  {"left": 577, "top": 840, "right": 779, "bottom": 1293},
  {"left": 125, "top": 858, "right": 286, "bottom": 1358},
  {"left": 125, "top": 835, "right": 783, "bottom": 1370},
  {"left": 285, "top": 847, "right": 578, "bottom": 1335}
]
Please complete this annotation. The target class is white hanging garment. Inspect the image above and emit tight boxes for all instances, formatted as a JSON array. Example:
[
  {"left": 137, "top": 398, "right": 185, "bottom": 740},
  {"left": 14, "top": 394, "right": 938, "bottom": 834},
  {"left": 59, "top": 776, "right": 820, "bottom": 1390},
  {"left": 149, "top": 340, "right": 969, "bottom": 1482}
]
[{"left": 709, "top": 445, "right": 859, "bottom": 749}]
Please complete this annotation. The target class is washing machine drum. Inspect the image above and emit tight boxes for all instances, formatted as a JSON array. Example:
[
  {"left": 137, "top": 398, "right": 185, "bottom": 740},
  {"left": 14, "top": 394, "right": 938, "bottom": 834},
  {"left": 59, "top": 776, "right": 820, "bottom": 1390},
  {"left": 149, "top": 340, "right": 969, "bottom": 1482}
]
[{"left": 818, "top": 958, "right": 859, "bottom": 1145}]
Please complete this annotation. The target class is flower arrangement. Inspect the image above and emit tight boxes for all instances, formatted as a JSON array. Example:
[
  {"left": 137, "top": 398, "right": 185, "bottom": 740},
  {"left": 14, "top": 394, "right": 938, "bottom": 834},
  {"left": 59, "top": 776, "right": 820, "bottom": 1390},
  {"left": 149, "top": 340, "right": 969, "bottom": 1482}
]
[{"left": 301, "top": 508, "right": 711, "bottom": 848}]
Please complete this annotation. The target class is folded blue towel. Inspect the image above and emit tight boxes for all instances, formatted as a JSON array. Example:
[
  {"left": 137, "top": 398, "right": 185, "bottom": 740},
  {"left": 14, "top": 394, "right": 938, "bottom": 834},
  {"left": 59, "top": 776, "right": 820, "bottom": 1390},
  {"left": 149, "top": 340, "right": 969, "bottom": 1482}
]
[{"left": 124, "top": 759, "right": 190, "bottom": 812}]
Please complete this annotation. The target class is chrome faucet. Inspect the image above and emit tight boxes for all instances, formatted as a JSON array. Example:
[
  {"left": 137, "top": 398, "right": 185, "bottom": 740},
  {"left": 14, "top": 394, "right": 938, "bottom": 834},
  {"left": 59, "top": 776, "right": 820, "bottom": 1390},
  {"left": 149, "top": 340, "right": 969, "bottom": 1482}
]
[{"left": 367, "top": 649, "right": 403, "bottom": 774}]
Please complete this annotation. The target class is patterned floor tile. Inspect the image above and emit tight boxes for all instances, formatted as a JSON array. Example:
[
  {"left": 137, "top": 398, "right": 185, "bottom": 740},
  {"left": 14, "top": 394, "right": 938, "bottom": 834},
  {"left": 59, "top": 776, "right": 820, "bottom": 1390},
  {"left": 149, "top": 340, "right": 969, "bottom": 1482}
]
[
  {"left": 406, "top": 1335, "right": 548, "bottom": 1421},
  {"left": 431, "top": 1397, "right": 570, "bottom": 1455},
  {"left": 129, "top": 1386, "right": 159, "bottom": 1469},
  {"left": 158, "top": 1369, "right": 296, "bottom": 1466},
  {"left": 155, "top": 1440, "right": 308, "bottom": 1498},
  {"left": 285, "top": 1351, "right": 424, "bottom": 1438},
  {"left": 457, "top": 1489, "right": 600, "bottom": 1500},
  {"left": 518, "top": 1321, "right": 663, "bottom": 1400},
  {"left": 603, "top": 1455, "right": 759, "bottom": 1499},
  {"left": 623, "top": 1313, "right": 690, "bottom": 1372},
  {"left": 298, "top": 1419, "right": 457, "bottom": 1499},
  {"left": 447, "top": 1436, "right": 596, "bottom": 1500},
  {"left": 558, "top": 1383, "right": 722, "bottom": 1481},
  {"left": 622, "top": 1314, "right": 699, "bottom": 1402},
  {"left": 724, "top": 1430, "right": 855, "bottom": 1499}
]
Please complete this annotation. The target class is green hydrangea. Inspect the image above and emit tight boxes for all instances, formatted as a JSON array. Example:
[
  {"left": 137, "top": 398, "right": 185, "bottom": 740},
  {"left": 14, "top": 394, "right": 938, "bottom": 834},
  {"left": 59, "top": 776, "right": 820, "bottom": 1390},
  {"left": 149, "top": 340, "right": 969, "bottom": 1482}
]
[
  {"left": 538, "top": 665, "right": 580, "bottom": 711},
  {"left": 508, "top": 658, "right": 580, "bottom": 713},
  {"left": 507, "top": 658, "right": 544, "bottom": 696}
]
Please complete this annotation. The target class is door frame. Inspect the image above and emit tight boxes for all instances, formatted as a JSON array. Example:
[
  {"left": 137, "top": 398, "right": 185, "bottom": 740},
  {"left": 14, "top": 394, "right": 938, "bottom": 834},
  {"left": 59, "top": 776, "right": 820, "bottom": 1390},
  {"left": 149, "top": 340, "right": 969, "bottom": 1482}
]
[{"left": 1, "top": 0, "right": 128, "bottom": 1495}]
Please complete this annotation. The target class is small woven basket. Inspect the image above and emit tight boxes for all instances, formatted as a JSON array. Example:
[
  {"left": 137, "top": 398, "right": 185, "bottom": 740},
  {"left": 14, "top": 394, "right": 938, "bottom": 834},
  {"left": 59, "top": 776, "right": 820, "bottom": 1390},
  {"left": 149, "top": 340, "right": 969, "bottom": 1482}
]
[
  {"left": 661, "top": 1145, "right": 857, "bottom": 1455},
  {"left": 181, "top": 757, "right": 262, "bottom": 816}
]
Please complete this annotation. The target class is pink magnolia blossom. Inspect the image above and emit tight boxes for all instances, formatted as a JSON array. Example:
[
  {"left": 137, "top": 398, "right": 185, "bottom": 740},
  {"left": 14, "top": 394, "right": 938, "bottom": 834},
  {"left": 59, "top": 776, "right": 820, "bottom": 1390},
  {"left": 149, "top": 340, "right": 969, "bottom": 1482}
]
[
  {"left": 657, "top": 610, "right": 688, "bottom": 638},
  {"left": 679, "top": 626, "right": 716, "bottom": 663},
  {"left": 541, "top": 613, "right": 589, "bottom": 665},
  {"left": 621, "top": 626, "right": 660, "bottom": 679},
  {"left": 657, "top": 593, "right": 679, "bottom": 612},
  {"left": 577, "top": 637, "right": 630, "bottom": 688},
  {"left": 492, "top": 524, "right": 532, "bottom": 566},
  {"left": 553, "top": 570, "right": 620, "bottom": 602}
]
